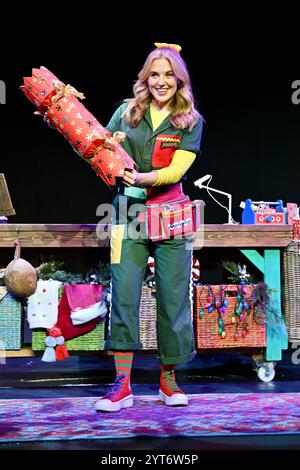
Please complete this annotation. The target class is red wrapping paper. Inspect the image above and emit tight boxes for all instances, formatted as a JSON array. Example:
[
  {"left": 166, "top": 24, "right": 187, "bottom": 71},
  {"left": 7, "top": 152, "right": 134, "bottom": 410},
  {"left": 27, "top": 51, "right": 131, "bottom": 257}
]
[
  {"left": 20, "top": 67, "right": 135, "bottom": 186},
  {"left": 22, "top": 67, "right": 63, "bottom": 113}
]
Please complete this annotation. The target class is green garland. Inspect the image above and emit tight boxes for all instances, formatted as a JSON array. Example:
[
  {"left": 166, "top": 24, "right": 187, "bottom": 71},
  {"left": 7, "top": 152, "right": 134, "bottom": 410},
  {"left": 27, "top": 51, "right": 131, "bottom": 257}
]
[{"left": 36, "top": 260, "right": 111, "bottom": 286}]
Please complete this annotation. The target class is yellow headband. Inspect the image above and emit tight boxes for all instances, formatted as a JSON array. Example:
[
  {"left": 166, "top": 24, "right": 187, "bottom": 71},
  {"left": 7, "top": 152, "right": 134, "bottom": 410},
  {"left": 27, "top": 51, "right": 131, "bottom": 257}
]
[{"left": 154, "top": 42, "right": 182, "bottom": 53}]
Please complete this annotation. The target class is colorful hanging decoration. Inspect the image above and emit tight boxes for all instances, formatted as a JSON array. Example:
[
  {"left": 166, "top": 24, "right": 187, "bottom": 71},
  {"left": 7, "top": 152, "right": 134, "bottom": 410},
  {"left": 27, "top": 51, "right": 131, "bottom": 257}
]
[{"left": 198, "top": 284, "right": 253, "bottom": 341}]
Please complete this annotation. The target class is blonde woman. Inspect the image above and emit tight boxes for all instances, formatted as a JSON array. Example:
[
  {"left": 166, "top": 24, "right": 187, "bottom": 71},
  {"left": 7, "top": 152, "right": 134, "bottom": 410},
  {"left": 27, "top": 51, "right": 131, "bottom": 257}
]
[{"left": 96, "top": 43, "right": 203, "bottom": 412}]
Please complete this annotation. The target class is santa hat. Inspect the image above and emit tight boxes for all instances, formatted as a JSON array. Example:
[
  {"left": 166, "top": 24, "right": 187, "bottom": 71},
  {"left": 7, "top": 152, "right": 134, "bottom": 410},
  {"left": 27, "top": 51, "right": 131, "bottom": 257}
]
[
  {"left": 70, "top": 300, "right": 107, "bottom": 325},
  {"left": 56, "top": 284, "right": 104, "bottom": 341},
  {"left": 41, "top": 284, "right": 105, "bottom": 362}
]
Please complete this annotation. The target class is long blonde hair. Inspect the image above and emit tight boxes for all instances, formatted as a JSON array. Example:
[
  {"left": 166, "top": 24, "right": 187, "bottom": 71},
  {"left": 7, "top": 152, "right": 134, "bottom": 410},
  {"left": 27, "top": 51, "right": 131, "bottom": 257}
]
[{"left": 123, "top": 46, "right": 202, "bottom": 131}]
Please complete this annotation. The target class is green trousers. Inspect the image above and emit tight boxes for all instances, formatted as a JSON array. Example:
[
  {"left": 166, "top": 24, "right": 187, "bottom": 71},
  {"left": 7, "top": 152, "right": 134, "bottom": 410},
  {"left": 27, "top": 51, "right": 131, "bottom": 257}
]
[{"left": 106, "top": 195, "right": 196, "bottom": 364}]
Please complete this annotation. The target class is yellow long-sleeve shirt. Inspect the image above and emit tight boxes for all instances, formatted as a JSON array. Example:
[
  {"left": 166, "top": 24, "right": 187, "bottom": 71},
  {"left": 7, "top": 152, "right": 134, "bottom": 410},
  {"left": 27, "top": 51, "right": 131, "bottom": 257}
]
[{"left": 150, "top": 103, "right": 196, "bottom": 186}]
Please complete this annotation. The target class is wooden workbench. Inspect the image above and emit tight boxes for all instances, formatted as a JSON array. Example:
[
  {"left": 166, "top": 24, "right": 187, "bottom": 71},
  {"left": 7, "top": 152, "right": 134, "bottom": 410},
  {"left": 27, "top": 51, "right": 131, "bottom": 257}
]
[
  {"left": 0, "top": 223, "right": 293, "bottom": 248},
  {"left": 0, "top": 224, "right": 293, "bottom": 360}
]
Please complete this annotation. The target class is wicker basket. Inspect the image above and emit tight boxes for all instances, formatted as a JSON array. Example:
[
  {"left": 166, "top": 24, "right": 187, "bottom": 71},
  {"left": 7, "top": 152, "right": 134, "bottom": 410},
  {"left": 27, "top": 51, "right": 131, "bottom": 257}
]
[
  {"left": 139, "top": 285, "right": 157, "bottom": 349},
  {"left": 0, "top": 290, "right": 22, "bottom": 350},
  {"left": 31, "top": 322, "right": 105, "bottom": 351},
  {"left": 194, "top": 284, "right": 266, "bottom": 349},
  {"left": 283, "top": 241, "right": 300, "bottom": 341}
]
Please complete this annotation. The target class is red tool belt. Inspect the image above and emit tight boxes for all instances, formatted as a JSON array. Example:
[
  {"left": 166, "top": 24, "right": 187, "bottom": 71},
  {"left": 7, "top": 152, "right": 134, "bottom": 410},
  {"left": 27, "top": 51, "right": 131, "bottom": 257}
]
[
  {"left": 147, "top": 198, "right": 193, "bottom": 240},
  {"left": 143, "top": 184, "right": 202, "bottom": 241}
]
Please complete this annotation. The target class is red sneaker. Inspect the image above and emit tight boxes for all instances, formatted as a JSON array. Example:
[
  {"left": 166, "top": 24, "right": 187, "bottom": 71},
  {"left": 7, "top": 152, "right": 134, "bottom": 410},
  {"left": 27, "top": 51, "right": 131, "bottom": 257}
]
[
  {"left": 95, "top": 374, "right": 133, "bottom": 412},
  {"left": 159, "top": 370, "right": 188, "bottom": 406}
]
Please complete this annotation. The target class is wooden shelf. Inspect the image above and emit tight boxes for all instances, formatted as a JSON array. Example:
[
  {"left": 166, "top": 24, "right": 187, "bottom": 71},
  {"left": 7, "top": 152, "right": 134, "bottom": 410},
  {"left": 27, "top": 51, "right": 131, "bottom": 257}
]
[
  {"left": 194, "top": 224, "right": 293, "bottom": 248},
  {"left": 0, "top": 224, "right": 110, "bottom": 248},
  {"left": 0, "top": 223, "right": 293, "bottom": 248},
  {"left": 5, "top": 346, "right": 35, "bottom": 357}
]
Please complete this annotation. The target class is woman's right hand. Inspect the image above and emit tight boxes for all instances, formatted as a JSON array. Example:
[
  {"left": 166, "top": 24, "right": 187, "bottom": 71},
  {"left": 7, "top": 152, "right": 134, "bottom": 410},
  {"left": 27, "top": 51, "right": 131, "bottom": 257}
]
[{"left": 121, "top": 169, "right": 141, "bottom": 187}]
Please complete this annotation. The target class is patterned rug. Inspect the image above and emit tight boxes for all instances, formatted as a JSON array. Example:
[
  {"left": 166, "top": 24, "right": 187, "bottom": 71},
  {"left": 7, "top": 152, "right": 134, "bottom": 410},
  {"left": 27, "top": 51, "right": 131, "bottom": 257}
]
[{"left": 1, "top": 392, "right": 300, "bottom": 442}]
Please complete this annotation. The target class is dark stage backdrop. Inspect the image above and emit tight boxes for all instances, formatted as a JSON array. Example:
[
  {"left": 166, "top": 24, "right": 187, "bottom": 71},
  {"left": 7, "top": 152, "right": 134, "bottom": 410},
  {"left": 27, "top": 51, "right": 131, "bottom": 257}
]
[{"left": 1, "top": 23, "right": 299, "bottom": 225}]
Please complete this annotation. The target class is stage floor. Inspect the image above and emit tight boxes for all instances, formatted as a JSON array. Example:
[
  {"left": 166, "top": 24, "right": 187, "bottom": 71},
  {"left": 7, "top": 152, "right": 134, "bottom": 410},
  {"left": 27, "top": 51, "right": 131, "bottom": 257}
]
[{"left": 1, "top": 350, "right": 300, "bottom": 451}]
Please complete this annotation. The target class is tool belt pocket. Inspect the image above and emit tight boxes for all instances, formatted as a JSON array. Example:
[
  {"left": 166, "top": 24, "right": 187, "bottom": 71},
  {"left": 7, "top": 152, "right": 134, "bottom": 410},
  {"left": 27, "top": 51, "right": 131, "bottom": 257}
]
[{"left": 146, "top": 197, "right": 203, "bottom": 241}]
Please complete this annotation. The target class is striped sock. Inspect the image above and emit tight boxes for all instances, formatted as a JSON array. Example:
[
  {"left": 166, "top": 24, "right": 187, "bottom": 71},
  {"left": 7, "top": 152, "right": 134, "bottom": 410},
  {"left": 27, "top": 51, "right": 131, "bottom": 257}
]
[{"left": 114, "top": 351, "right": 134, "bottom": 378}]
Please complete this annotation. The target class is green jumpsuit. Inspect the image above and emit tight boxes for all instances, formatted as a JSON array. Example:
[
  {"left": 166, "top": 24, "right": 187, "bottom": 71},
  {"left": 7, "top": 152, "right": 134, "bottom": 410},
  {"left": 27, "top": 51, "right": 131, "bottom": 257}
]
[{"left": 105, "top": 103, "right": 203, "bottom": 364}]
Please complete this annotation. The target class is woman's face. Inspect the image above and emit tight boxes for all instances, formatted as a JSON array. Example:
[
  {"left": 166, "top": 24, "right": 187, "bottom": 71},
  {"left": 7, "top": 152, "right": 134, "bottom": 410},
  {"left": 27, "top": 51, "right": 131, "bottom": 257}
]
[{"left": 147, "top": 58, "right": 178, "bottom": 109}]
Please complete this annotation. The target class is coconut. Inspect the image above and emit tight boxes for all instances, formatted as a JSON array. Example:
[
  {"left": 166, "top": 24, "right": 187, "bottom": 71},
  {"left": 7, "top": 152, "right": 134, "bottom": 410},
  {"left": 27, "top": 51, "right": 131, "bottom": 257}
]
[{"left": 4, "top": 240, "right": 37, "bottom": 297}]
